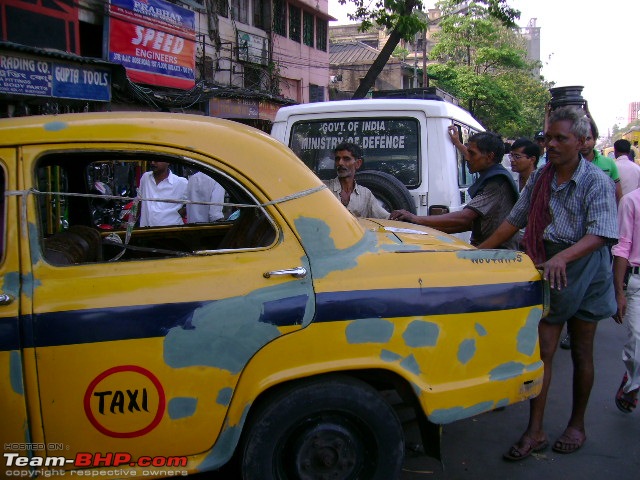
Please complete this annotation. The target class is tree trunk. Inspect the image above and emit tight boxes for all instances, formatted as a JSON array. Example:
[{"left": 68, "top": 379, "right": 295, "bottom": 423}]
[{"left": 351, "top": 0, "right": 418, "bottom": 99}]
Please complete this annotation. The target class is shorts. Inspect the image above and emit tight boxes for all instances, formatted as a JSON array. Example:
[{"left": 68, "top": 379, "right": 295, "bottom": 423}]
[{"left": 543, "top": 242, "right": 616, "bottom": 325}]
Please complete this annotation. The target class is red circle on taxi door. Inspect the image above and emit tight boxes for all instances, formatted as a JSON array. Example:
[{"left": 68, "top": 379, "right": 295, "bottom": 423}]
[{"left": 84, "top": 365, "right": 166, "bottom": 438}]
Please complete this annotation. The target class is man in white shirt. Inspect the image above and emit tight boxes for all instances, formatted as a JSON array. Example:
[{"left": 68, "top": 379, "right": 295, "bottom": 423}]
[
  {"left": 138, "top": 161, "right": 188, "bottom": 227},
  {"left": 614, "top": 139, "right": 640, "bottom": 197},
  {"left": 186, "top": 171, "right": 225, "bottom": 223}
]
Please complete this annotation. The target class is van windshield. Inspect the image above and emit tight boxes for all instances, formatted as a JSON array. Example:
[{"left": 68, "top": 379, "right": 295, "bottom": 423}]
[{"left": 289, "top": 118, "right": 420, "bottom": 188}]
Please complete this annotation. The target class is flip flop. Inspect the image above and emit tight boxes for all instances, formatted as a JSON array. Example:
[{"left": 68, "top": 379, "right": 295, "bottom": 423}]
[
  {"left": 552, "top": 428, "right": 586, "bottom": 454},
  {"left": 615, "top": 373, "right": 638, "bottom": 413},
  {"left": 503, "top": 436, "right": 548, "bottom": 461}
]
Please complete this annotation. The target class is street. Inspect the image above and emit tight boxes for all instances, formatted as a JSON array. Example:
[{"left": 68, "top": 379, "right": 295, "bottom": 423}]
[{"left": 198, "top": 317, "right": 640, "bottom": 479}]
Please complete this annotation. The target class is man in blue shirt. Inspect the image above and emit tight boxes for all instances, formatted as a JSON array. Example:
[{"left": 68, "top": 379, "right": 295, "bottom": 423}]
[{"left": 479, "top": 106, "right": 618, "bottom": 461}]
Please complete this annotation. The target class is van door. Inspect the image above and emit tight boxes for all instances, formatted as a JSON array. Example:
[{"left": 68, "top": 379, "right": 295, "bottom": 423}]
[
  {"left": 0, "top": 149, "right": 30, "bottom": 470},
  {"left": 22, "top": 145, "right": 314, "bottom": 467}
]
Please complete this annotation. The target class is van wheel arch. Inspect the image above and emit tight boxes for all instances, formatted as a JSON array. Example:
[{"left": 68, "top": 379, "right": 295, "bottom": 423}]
[{"left": 356, "top": 170, "right": 416, "bottom": 214}]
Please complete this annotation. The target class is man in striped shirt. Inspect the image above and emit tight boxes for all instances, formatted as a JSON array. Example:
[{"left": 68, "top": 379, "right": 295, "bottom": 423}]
[{"left": 479, "top": 106, "right": 618, "bottom": 461}]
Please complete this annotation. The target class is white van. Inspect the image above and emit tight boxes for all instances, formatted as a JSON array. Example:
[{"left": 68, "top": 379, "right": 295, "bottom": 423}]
[{"left": 270, "top": 98, "right": 485, "bottom": 223}]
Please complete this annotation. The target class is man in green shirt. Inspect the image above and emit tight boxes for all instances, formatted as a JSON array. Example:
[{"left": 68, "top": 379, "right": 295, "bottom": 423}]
[{"left": 582, "top": 117, "right": 622, "bottom": 203}]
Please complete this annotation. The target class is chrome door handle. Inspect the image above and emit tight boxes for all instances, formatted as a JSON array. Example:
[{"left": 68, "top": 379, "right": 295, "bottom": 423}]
[
  {"left": 0, "top": 293, "right": 15, "bottom": 305},
  {"left": 263, "top": 267, "right": 307, "bottom": 279}
]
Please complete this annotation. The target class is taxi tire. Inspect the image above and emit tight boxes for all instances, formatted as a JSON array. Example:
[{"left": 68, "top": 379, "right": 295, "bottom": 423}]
[
  {"left": 356, "top": 170, "right": 416, "bottom": 214},
  {"left": 240, "top": 375, "right": 404, "bottom": 480}
]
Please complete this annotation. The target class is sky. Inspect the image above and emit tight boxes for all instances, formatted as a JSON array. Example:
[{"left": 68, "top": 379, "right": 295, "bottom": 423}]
[{"left": 327, "top": 0, "right": 640, "bottom": 138}]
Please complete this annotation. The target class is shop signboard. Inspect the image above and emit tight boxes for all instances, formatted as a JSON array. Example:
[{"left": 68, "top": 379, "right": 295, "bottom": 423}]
[
  {"left": 108, "top": 0, "right": 196, "bottom": 89},
  {"left": 0, "top": 53, "right": 111, "bottom": 101}
]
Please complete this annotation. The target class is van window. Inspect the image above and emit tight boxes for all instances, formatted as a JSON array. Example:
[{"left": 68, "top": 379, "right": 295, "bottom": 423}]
[
  {"left": 289, "top": 118, "right": 420, "bottom": 188},
  {"left": 455, "top": 124, "right": 479, "bottom": 188}
]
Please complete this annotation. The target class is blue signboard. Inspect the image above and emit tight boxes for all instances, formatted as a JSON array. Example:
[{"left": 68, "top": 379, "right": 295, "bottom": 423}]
[{"left": 0, "top": 53, "right": 111, "bottom": 101}]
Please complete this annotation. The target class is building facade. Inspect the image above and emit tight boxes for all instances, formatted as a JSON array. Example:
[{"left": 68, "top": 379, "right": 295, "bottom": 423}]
[{"left": 0, "top": 0, "right": 333, "bottom": 127}]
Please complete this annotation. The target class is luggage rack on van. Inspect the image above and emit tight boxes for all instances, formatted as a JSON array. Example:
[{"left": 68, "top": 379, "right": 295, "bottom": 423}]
[{"left": 371, "top": 87, "right": 460, "bottom": 106}]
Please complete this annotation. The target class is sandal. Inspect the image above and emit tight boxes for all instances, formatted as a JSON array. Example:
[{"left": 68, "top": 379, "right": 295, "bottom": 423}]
[
  {"left": 615, "top": 373, "right": 638, "bottom": 413},
  {"left": 503, "top": 435, "right": 548, "bottom": 461},
  {"left": 552, "top": 427, "right": 586, "bottom": 454}
]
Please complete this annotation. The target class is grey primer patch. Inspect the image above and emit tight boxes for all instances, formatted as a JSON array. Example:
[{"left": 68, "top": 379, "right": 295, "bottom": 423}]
[
  {"left": 216, "top": 387, "right": 233, "bottom": 406},
  {"left": 346, "top": 318, "right": 393, "bottom": 344},
  {"left": 380, "top": 349, "right": 403, "bottom": 363},
  {"left": 429, "top": 401, "right": 494, "bottom": 424},
  {"left": 403, "top": 320, "right": 439, "bottom": 347},
  {"left": 385, "top": 233, "right": 402, "bottom": 244},
  {"left": 400, "top": 353, "right": 421, "bottom": 376},
  {"left": 457, "top": 339, "right": 476, "bottom": 365},
  {"left": 294, "top": 217, "right": 379, "bottom": 278},
  {"left": 489, "top": 361, "right": 526, "bottom": 381},
  {"left": 525, "top": 360, "right": 543, "bottom": 372},
  {"left": 455, "top": 250, "right": 520, "bottom": 261},
  {"left": 474, "top": 323, "right": 488, "bottom": 336},
  {"left": 44, "top": 121, "right": 67, "bottom": 132},
  {"left": 10, "top": 351, "right": 24, "bottom": 395},
  {"left": 517, "top": 308, "right": 542, "bottom": 356},
  {"left": 494, "top": 398, "right": 509, "bottom": 409},
  {"left": 380, "top": 243, "right": 420, "bottom": 252},
  {"left": 164, "top": 282, "right": 311, "bottom": 373},
  {"left": 435, "top": 235, "right": 457, "bottom": 244},
  {"left": 197, "top": 404, "right": 250, "bottom": 472},
  {"left": 168, "top": 397, "right": 197, "bottom": 419},
  {"left": 2, "top": 271, "right": 21, "bottom": 298}
]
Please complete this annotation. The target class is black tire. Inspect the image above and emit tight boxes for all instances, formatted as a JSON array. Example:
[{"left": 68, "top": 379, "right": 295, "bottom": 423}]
[
  {"left": 355, "top": 170, "right": 416, "bottom": 214},
  {"left": 240, "top": 375, "right": 404, "bottom": 480}
]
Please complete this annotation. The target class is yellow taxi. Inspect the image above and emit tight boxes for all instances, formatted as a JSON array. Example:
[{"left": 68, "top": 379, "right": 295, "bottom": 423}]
[{"left": 0, "top": 113, "right": 546, "bottom": 479}]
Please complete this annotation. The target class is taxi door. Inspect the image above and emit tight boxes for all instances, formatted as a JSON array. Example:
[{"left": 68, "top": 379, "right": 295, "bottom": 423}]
[
  {"left": 22, "top": 145, "right": 315, "bottom": 466},
  {"left": 0, "top": 148, "right": 31, "bottom": 471}
]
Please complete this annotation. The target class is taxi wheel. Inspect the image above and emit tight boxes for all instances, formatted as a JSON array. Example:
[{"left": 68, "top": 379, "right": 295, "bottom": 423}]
[{"left": 240, "top": 375, "right": 404, "bottom": 480}]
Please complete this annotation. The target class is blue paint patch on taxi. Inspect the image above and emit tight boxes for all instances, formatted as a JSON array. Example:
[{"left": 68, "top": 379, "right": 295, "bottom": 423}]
[
  {"left": 1, "top": 272, "right": 21, "bottom": 297},
  {"left": 457, "top": 339, "right": 475, "bottom": 365},
  {"left": 380, "top": 349, "right": 403, "bottom": 362},
  {"left": 164, "top": 282, "right": 311, "bottom": 374},
  {"left": 294, "top": 217, "right": 378, "bottom": 278},
  {"left": 517, "top": 308, "right": 542, "bottom": 356},
  {"left": 345, "top": 318, "right": 393, "bottom": 344},
  {"left": 494, "top": 398, "right": 509, "bottom": 409},
  {"left": 475, "top": 323, "right": 488, "bottom": 336},
  {"left": 381, "top": 243, "right": 420, "bottom": 252},
  {"left": 400, "top": 353, "right": 421, "bottom": 376},
  {"left": 10, "top": 351, "right": 24, "bottom": 395},
  {"left": 217, "top": 388, "right": 233, "bottom": 406},
  {"left": 168, "top": 397, "right": 197, "bottom": 419},
  {"left": 429, "top": 401, "right": 494, "bottom": 424},
  {"left": 525, "top": 360, "right": 543, "bottom": 372},
  {"left": 435, "top": 235, "right": 457, "bottom": 244},
  {"left": 43, "top": 121, "right": 68, "bottom": 132},
  {"left": 489, "top": 362, "right": 526, "bottom": 381},
  {"left": 28, "top": 223, "right": 43, "bottom": 265},
  {"left": 403, "top": 320, "right": 439, "bottom": 347},
  {"left": 197, "top": 404, "right": 250, "bottom": 471}
]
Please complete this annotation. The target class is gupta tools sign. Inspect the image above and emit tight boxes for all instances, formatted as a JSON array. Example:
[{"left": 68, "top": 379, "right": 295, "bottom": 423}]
[{"left": 107, "top": 0, "right": 196, "bottom": 89}]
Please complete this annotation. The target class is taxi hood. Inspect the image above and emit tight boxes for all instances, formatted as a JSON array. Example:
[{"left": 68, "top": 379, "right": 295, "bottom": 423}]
[{"left": 358, "top": 218, "right": 474, "bottom": 251}]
